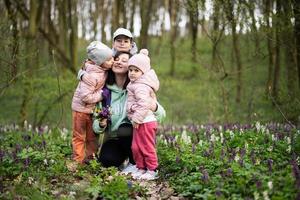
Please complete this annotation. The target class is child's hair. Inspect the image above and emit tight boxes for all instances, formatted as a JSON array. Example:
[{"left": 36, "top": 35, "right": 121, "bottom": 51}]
[{"left": 106, "top": 51, "right": 132, "bottom": 89}]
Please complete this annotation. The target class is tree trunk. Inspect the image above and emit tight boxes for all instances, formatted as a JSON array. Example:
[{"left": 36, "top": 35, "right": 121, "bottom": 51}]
[
  {"left": 282, "top": 1, "right": 298, "bottom": 98},
  {"left": 112, "top": 0, "right": 121, "bottom": 38},
  {"left": 139, "top": 0, "right": 153, "bottom": 48},
  {"left": 293, "top": 0, "right": 300, "bottom": 89},
  {"left": 4, "top": 0, "right": 19, "bottom": 81},
  {"left": 100, "top": 0, "right": 108, "bottom": 43},
  {"left": 187, "top": 0, "right": 199, "bottom": 73},
  {"left": 272, "top": 0, "right": 281, "bottom": 99},
  {"left": 68, "top": 0, "right": 78, "bottom": 72},
  {"left": 224, "top": 0, "right": 243, "bottom": 103},
  {"left": 211, "top": 0, "right": 220, "bottom": 72},
  {"left": 129, "top": 0, "right": 136, "bottom": 33},
  {"left": 168, "top": 0, "right": 179, "bottom": 76},
  {"left": 265, "top": 0, "right": 274, "bottom": 94}
]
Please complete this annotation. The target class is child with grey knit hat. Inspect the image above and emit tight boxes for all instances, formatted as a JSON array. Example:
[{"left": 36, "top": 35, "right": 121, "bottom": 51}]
[{"left": 71, "top": 41, "right": 114, "bottom": 163}]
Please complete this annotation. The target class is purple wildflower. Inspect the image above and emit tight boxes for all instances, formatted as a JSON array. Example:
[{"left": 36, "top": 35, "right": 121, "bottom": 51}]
[
  {"left": 22, "top": 134, "right": 31, "bottom": 141},
  {"left": 201, "top": 169, "right": 210, "bottom": 183},
  {"left": 226, "top": 168, "right": 233, "bottom": 177},
  {"left": 176, "top": 156, "right": 180, "bottom": 163},
  {"left": 255, "top": 179, "right": 262, "bottom": 189},
  {"left": 215, "top": 189, "right": 222, "bottom": 197},
  {"left": 24, "top": 157, "right": 30, "bottom": 168},
  {"left": 291, "top": 159, "right": 300, "bottom": 189},
  {"left": 267, "top": 159, "right": 273, "bottom": 173}
]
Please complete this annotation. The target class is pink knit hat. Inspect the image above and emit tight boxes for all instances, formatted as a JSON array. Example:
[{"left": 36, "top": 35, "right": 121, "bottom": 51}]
[{"left": 128, "top": 49, "right": 150, "bottom": 73}]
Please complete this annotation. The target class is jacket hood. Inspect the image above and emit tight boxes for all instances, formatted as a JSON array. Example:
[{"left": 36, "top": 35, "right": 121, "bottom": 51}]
[{"left": 135, "top": 69, "right": 159, "bottom": 92}]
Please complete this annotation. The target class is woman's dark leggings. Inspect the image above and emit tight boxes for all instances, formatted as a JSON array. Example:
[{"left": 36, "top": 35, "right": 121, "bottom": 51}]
[{"left": 98, "top": 135, "right": 135, "bottom": 167}]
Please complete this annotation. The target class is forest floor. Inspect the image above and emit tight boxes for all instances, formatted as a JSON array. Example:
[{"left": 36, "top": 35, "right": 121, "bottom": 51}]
[{"left": 66, "top": 159, "right": 183, "bottom": 200}]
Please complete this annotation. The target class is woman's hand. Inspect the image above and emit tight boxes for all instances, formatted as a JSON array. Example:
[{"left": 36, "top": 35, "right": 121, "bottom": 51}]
[{"left": 99, "top": 118, "right": 108, "bottom": 128}]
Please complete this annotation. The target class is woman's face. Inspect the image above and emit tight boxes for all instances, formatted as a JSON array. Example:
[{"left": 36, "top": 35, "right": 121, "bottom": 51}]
[{"left": 112, "top": 53, "right": 130, "bottom": 75}]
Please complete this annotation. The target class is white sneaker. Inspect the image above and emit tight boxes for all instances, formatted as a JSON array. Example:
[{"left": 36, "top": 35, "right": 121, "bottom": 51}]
[
  {"left": 138, "top": 170, "right": 159, "bottom": 180},
  {"left": 132, "top": 169, "right": 146, "bottom": 179},
  {"left": 121, "top": 163, "right": 138, "bottom": 175}
]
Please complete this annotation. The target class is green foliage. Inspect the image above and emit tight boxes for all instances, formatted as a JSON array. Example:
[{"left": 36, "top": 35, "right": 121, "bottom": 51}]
[{"left": 157, "top": 123, "right": 298, "bottom": 199}]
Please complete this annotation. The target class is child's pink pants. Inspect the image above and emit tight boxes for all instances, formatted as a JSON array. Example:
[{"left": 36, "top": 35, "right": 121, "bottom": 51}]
[
  {"left": 131, "top": 121, "right": 158, "bottom": 171},
  {"left": 72, "top": 111, "right": 98, "bottom": 163}
]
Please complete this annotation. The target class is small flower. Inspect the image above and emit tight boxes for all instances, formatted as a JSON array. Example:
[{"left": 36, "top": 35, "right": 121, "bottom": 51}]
[
  {"left": 254, "top": 191, "right": 260, "bottom": 200},
  {"left": 267, "top": 181, "right": 273, "bottom": 190},
  {"left": 263, "top": 190, "right": 270, "bottom": 200}
]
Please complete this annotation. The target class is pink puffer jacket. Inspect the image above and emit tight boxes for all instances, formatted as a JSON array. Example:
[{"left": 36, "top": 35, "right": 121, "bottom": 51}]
[
  {"left": 126, "top": 69, "right": 159, "bottom": 123},
  {"left": 71, "top": 62, "right": 106, "bottom": 113}
]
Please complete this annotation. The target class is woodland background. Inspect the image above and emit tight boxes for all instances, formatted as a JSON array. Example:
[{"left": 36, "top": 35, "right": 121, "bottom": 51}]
[{"left": 0, "top": 0, "right": 300, "bottom": 129}]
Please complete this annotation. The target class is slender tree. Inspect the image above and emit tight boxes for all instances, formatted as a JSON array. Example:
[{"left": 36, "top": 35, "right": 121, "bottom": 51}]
[
  {"left": 139, "top": 0, "right": 153, "bottom": 48},
  {"left": 264, "top": 0, "right": 275, "bottom": 95},
  {"left": 223, "top": 0, "right": 243, "bottom": 103},
  {"left": 293, "top": 0, "right": 300, "bottom": 89},
  {"left": 272, "top": 0, "right": 282, "bottom": 99},
  {"left": 282, "top": 0, "right": 298, "bottom": 98},
  {"left": 168, "top": 0, "right": 180, "bottom": 76}
]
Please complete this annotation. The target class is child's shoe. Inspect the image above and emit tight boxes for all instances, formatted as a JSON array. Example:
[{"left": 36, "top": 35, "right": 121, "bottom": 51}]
[
  {"left": 121, "top": 163, "right": 138, "bottom": 175},
  {"left": 138, "top": 169, "right": 159, "bottom": 181},
  {"left": 132, "top": 168, "right": 146, "bottom": 179}
]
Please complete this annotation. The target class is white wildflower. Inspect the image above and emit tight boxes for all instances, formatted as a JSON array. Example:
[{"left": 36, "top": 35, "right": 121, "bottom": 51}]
[
  {"left": 245, "top": 142, "right": 249, "bottom": 151},
  {"left": 43, "top": 159, "right": 48, "bottom": 166},
  {"left": 198, "top": 140, "right": 203, "bottom": 146},
  {"left": 50, "top": 159, "right": 55, "bottom": 164},
  {"left": 210, "top": 134, "right": 216, "bottom": 142},
  {"left": 28, "top": 124, "right": 32, "bottom": 131},
  {"left": 181, "top": 131, "right": 191, "bottom": 144},
  {"left": 263, "top": 191, "right": 270, "bottom": 200},
  {"left": 254, "top": 191, "right": 260, "bottom": 200},
  {"left": 267, "top": 181, "right": 273, "bottom": 190},
  {"left": 234, "top": 154, "right": 240, "bottom": 162},
  {"left": 28, "top": 177, "right": 34, "bottom": 185},
  {"left": 271, "top": 134, "right": 276, "bottom": 141},
  {"left": 286, "top": 145, "right": 291, "bottom": 153},
  {"left": 229, "top": 131, "right": 234, "bottom": 138},
  {"left": 255, "top": 121, "right": 261, "bottom": 132},
  {"left": 267, "top": 146, "right": 273, "bottom": 152},
  {"left": 219, "top": 126, "right": 223, "bottom": 132},
  {"left": 256, "top": 158, "right": 261, "bottom": 165},
  {"left": 220, "top": 132, "right": 224, "bottom": 143},
  {"left": 286, "top": 137, "right": 291, "bottom": 144},
  {"left": 68, "top": 191, "right": 76, "bottom": 199}
]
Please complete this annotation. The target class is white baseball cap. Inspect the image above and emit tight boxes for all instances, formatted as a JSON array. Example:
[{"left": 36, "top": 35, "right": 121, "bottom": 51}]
[{"left": 113, "top": 28, "right": 133, "bottom": 40}]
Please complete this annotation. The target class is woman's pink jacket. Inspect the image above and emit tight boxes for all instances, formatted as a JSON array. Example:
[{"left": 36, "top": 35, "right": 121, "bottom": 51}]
[
  {"left": 126, "top": 69, "right": 159, "bottom": 124},
  {"left": 71, "top": 62, "right": 106, "bottom": 113}
]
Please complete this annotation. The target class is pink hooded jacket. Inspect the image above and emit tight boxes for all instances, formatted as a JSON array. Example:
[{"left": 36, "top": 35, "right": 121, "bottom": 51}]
[
  {"left": 71, "top": 61, "right": 106, "bottom": 113},
  {"left": 126, "top": 69, "right": 159, "bottom": 124}
]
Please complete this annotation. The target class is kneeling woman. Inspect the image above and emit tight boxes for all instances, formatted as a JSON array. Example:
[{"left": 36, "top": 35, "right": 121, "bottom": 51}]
[{"left": 82, "top": 51, "right": 165, "bottom": 169}]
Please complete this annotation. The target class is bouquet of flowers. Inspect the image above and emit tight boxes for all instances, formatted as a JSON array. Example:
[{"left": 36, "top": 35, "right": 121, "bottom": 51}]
[{"left": 93, "top": 105, "right": 112, "bottom": 121}]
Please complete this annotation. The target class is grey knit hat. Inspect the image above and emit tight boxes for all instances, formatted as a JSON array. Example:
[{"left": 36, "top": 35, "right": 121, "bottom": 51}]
[{"left": 87, "top": 41, "right": 113, "bottom": 65}]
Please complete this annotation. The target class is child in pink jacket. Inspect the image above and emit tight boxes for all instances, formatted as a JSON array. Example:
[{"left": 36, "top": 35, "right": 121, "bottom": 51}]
[
  {"left": 71, "top": 41, "right": 114, "bottom": 163},
  {"left": 126, "top": 49, "right": 160, "bottom": 180}
]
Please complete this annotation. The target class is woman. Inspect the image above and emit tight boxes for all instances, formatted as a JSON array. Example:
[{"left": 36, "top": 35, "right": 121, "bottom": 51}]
[{"left": 84, "top": 51, "right": 166, "bottom": 171}]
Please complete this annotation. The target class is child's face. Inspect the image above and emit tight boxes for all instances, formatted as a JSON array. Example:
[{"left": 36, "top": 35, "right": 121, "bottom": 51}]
[
  {"left": 128, "top": 66, "right": 143, "bottom": 82},
  {"left": 102, "top": 57, "right": 114, "bottom": 70},
  {"left": 113, "top": 35, "right": 132, "bottom": 52}
]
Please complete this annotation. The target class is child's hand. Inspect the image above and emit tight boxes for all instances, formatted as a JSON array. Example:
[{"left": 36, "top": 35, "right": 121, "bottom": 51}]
[
  {"left": 99, "top": 118, "right": 108, "bottom": 128},
  {"left": 132, "top": 122, "right": 139, "bottom": 129}
]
